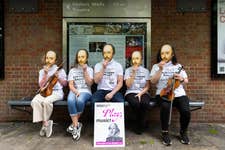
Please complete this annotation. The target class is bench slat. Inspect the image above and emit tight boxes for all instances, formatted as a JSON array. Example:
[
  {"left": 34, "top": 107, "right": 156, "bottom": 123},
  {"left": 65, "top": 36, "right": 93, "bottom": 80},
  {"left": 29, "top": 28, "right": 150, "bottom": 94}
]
[
  {"left": 189, "top": 101, "right": 205, "bottom": 107},
  {"left": 7, "top": 99, "right": 204, "bottom": 114},
  {"left": 7, "top": 99, "right": 204, "bottom": 108}
]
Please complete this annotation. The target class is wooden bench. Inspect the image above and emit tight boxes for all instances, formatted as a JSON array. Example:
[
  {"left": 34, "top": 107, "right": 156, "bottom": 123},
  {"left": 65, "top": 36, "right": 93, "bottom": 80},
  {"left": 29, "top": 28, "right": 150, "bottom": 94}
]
[{"left": 7, "top": 97, "right": 205, "bottom": 114}]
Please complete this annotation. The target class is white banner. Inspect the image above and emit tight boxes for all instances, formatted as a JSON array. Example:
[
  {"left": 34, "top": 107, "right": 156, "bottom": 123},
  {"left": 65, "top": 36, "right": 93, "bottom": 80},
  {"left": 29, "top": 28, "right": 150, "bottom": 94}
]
[
  {"left": 218, "top": 0, "right": 225, "bottom": 73},
  {"left": 94, "top": 102, "right": 125, "bottom": 147}
]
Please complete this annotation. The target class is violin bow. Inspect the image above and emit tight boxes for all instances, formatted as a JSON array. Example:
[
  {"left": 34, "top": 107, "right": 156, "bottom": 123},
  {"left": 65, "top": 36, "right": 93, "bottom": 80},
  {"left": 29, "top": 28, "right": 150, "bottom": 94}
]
[{"left": 168, "top": 65, "right": 183, "bottom": 126}]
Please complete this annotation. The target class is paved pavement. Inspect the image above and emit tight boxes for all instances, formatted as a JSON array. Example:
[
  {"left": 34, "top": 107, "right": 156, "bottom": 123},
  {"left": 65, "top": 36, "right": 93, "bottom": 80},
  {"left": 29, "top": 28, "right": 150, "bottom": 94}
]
[{"left": 0, "top": 121, "right": 225, "bottom": 150}]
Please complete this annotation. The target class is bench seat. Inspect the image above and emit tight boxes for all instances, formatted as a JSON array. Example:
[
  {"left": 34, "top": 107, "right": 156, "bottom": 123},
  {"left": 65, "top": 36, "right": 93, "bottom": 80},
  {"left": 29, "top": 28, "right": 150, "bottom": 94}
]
[{"left": 7, "top": 97, "right": 204, "bottom": 114}]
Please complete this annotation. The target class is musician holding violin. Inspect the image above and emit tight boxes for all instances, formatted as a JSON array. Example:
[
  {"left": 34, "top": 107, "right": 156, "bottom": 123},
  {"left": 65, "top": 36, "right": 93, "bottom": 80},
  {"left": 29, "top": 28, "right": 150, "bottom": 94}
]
[
  {"left": 31, "top": 50, "right": 67, "bottom": 138},
  {"left": 150, "top": 44, "right": 190, "bottom": 146}
]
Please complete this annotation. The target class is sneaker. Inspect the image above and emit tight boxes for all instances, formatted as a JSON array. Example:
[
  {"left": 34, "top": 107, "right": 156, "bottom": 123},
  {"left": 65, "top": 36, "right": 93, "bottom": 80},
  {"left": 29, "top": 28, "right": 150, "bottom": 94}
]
[
  {"left": 161, "top": 132, "right": 172, "bottom": 146},
  {"left": 134, "top": 128, "right": 142, "bottom": 135},
  {"left": 46, "top": 120, "right": 53, "bottom": 138},
  {"left": 180, "top": 131, "right": 190, "bottom": 145},
  {"left": 72, "top": 127, "right": 78, "bottom": 140},
  {"left": 67, "top": 123, "right": 74, "bottom": 134},
  {"left": 133, "top": 124, "right": 143, "bottom": 135},
  {"left": 39, "top": 126, "right": 46, "bottom": 137},
  {"left": 75, "top": 122, "right": 83, "bottom": 140}
]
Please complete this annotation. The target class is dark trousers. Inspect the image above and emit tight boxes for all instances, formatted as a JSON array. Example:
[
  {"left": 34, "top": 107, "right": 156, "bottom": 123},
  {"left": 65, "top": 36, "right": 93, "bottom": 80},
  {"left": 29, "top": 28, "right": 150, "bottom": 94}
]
[
  {"left": 156, "top": 95, "right": 191, "bottom": 131},
  {"left": 125, "top": 93, "right": 151, "bottom": 127}
]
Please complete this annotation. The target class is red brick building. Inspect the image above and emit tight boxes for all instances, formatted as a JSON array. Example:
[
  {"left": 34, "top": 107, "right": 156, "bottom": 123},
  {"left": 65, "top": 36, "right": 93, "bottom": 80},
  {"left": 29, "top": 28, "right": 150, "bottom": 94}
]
[{"left": 0, "top": 0, "right": 224, "bottom": 123}]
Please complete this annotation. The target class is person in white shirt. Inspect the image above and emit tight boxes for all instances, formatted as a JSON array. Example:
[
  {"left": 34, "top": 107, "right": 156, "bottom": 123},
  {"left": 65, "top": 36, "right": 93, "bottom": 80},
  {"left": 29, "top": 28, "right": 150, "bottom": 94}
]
[
  {"left": 150, "top": 44, "right": 190, "bottom": 146},
  {"left": 66, "top": 49, "right": 94, "bottom": 141},
  {"left": 91, "top": 43, "right": 124, "bottom": 103},
  {"left": 31, "top": 50, "right": 67, "bottom": 138},
  {"left": 124, "top": 51, "right": 151, "bottom": 134}
]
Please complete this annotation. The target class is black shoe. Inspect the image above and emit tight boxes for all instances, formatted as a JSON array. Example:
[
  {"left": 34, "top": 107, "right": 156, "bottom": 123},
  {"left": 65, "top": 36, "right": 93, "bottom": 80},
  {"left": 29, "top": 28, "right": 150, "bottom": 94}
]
[
  {"left": 180, "top": 130, "right": 190, "bottom": 145},
  {"left": 134, "top": 128, "right": 142, "bottom": 135},
  {"left": 133, "top": 124, "right": 143, "bottom": 135},
  {"left": 161, "top": 132, "right": 172, "bottom": 146}
]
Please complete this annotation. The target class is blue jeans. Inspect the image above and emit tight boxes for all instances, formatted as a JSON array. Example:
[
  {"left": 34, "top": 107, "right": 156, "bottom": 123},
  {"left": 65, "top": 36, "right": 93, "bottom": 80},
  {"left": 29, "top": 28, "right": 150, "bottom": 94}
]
[
  {"left": 67, "top": 91, "right": 91, "bottom": 116},
  {"left": 91, "top": 90, "right": 124, "bottom": 103}
]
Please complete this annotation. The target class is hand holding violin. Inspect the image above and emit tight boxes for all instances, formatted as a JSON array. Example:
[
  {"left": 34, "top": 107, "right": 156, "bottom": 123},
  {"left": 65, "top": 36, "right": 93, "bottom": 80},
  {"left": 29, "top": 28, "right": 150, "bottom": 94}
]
[
  {"left": 160, "top": 66, "right": 183, "bottom": 101},
  {"left": 174, "top": 73, "right": 184, "bottom": 82}
]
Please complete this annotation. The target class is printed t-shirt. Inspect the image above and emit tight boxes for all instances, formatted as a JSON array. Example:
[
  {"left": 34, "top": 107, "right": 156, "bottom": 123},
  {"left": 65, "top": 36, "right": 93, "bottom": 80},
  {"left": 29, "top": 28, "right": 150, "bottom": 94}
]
[
  {"left": 68, "top": 65, "right": 93, "bottom": 94},
  {"left": 94, "top": 59, "right": 123, "bottom": 90},
  {"left": 150, "top": 61, "right": 187, "bottom": 97},
  {"left": 124, "top": 66, "right": 150, "bottom": 95}
]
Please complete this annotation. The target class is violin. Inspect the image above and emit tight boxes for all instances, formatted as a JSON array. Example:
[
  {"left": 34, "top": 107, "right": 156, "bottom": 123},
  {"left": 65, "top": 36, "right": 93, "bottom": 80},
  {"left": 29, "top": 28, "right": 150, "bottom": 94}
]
[
  {"left": 160, "top": 66, "right": 183, "bottom": 101},
  {"left": 38, "top": 62, "right": 64, "bottom": 97}
]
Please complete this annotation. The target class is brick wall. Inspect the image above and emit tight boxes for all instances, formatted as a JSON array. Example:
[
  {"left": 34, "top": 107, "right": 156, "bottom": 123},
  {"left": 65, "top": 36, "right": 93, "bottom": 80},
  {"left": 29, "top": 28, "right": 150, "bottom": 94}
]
[
  {"left": 151, "top": 0, "right": 223, "bottom": 123},
  {"left": 0, "top": 0, "right": 224, "bottom": 123},
  {"left": 0, "top": 0, "right": 62, "bottom": 121}
]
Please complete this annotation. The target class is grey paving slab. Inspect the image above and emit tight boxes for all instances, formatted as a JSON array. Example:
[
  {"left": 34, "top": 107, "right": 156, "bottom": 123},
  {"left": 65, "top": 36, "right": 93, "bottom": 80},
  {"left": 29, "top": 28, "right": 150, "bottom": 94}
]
[{"left": 0, "top": 122, "right": 225, "bottom": 150}]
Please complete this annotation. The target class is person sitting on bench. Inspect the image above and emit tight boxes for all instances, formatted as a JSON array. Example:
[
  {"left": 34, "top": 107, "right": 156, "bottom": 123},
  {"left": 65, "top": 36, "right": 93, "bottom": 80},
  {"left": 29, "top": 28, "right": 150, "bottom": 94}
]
[
  {"left": 31, "top": 50, "right": 67, "bottom": 138},
  {"left": 91, "top": 43, "right": 124, "bottom": 103},
  {"left": 66, "top": 49, "right": 94, "bottom": 141},
  {"left": 124, "top": 51, "right": 151, "bottom": 135},
  {"left": 150, "top": 44, "right": 191, "bottom": 146}
]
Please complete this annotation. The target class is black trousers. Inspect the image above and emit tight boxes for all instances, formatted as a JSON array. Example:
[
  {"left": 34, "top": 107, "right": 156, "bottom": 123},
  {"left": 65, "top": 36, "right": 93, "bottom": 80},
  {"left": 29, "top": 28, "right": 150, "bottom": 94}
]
[
  {"left": 156, "top": 95, "right": 191, "bottom": 131},
  {"left": 125, "top": 93, "right": 151, "bottom": 127}
]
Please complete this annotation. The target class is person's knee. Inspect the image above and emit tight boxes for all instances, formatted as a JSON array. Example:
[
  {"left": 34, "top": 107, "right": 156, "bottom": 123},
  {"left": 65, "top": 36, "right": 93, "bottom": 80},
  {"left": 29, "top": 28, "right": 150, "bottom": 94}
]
[
  {"left": 114, "top": 98, "right": 124, "bottom": 102},
  {"left": 31, "top": 99, "right": 37, "bottom": 104},
  {"left": 67, "top": 91, "right": 76, "bottom": 100},
  {"left": 181, "top": 110, "right": 191, "bottom": 118},
  {"left": 67, "top": 97, "right": 75, "bottom": 105},
  {"left": 161, "top": 102, "right": 170, "bottom": 110},
  {"left": 118, "top": 95, "right": 125, "bottom": 102},
  {"left": 42, "top": 100, "right": 51, "bottom": 107},
  {"left": 77, "top": 98, "right": 85, "bottom": 106},
  {"left": 91, "top": 96, "right": 103, "bottom": 102},
  {"left": 128, "top": 99, "right": 140, "bottom": 108},
  {"left": 90, "top": 96, "right": 97, "bottom": 103},
  {"left": 113, "top": 93, "right": 124, "bottom": 102},
  {"left": 91, "top": 92, "right": 97, "bottom": 100}
]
